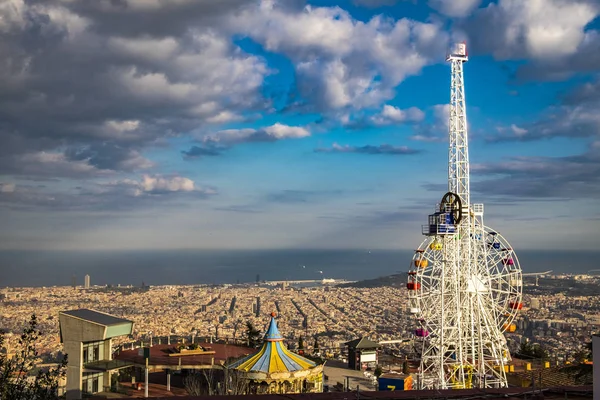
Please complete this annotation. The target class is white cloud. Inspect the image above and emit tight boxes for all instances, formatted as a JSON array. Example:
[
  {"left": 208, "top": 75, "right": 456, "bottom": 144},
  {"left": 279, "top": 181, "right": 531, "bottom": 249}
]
[
  {"left": 372, "top": 105, "right": 425, "bottom": 124},
  {"left": 18, "top": 152, "right": 107, "bottom": 178},
  {"left": 510, "top": 124, "right": 527, "bottom": 136},
  {"left": 229, "top": 2, "right": 448, "bottom": 110},
  {"left": 140, "top": 175, "right": 195, "bottom": 194},
  {"left": 109, "top": 174, "right": 216, "bottom": 197},
  {"left": 429, "top": 0, "right": 481, "bottom": 17},
  {"left": 203, "top": 123, "right": 310, "bottom": 144},
  {"left": 467, "top": 0, "right": 599, "bottom": 60},
  {"left": 105, "top": 119, "right": 140, "bottom": 132},
  {"left": 0, "top": 183, "right": 16, "bottom": 193},
  {"left": 409, "top": 104, "right": 450, "bottom": 141},
  {"left": 108, "top": 36, "right": 180, "bottom": 62},
  {"left": 205, "top": 111, "right": 243, "bottom": 124},
  {"left": 263, "top": 123, "right": 310, "bottom": 139}
]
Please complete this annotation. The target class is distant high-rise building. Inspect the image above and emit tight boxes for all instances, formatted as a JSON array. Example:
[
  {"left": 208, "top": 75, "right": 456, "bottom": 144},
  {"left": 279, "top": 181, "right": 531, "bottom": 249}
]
[
  {"left": 71, "top": 275, "right": 76, "bottom": 289},
  {"left": 84, "top": 274, "right": 90, "bottom": 289},
  {"left": 256, "top": 274, "right": 260, "bottom": 284}
]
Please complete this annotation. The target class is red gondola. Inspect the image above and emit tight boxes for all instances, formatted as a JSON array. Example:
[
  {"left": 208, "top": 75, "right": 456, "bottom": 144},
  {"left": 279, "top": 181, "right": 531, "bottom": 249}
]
[{"left": 509, "top": 302, "right": 523, "bottom": 310}]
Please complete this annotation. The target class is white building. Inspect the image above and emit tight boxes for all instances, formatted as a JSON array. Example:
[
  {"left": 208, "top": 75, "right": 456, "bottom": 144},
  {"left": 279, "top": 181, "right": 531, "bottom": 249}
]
[
  {"left": 84, "top": 275, "right": 90, "bottom": 289},
  {"left": 59, "top": 309, "right": 133, "bottom": 399}
]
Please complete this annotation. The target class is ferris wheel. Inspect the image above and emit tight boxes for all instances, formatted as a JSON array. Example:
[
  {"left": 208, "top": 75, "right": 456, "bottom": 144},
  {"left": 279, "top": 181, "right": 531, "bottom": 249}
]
[
  {"left": 408, "top": 225, "right": 523, "bottom": 334},
  {"left": 405, "top": 42, "right": 523, "bottom": 390},
  {"left": 407, "top": 193, "right": 523, "bottom": 389}
]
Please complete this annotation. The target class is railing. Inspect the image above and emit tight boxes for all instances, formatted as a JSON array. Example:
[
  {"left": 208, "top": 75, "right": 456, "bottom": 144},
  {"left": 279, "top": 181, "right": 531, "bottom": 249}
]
[{"left": 422, "top": 224, "right": 456, "bottom": 236}]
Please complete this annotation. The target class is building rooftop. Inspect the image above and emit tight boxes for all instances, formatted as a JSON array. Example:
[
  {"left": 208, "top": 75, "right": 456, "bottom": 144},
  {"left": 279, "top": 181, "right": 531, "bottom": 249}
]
[
  {"left": 115, "top": 343, "right": 253, "bottom": 368},
  {"left": 60, "top": 309, "right": 132, "bottom": 326},
  {"left": 345, "top": 337, "right": 379, "bottom": 349}
]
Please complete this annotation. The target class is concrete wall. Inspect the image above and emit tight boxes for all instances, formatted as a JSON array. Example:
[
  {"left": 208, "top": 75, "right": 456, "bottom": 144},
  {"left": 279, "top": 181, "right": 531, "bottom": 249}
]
[
  {"left": 59, "top": 314, "right": 106, "bottom": 343},
  {"left": 59, "top": 314, "right": 106, "bottom": 400},
  {"left": 64, "top": 340, "right": 82, "bottom": 400},
  {"left": 593, "top": 335, "right": 599, "bottom": 400}
]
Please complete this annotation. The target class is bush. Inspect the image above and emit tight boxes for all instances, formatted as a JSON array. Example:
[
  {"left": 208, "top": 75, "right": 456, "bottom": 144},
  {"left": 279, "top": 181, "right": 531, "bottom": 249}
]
[{"left": 0, "top": 314, "right": 67, "bottom": 400}]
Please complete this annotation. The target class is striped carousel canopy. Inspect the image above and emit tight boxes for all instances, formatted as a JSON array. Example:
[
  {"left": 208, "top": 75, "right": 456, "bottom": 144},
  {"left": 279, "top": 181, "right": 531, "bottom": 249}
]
[{"left": 229, "top": 313, "right": 316, "bottom": 374}]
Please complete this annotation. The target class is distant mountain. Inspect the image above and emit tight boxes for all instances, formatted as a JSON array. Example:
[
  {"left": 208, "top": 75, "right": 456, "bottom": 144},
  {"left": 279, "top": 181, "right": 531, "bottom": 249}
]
[{"left": 337, "top": 273, "right": 405, "bottom": 288}]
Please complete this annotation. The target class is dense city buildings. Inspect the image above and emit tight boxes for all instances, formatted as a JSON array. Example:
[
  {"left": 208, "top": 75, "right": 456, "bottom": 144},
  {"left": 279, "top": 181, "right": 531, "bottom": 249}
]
[{"left": 1, "top": 274, "right": 598, "bottom": 374}]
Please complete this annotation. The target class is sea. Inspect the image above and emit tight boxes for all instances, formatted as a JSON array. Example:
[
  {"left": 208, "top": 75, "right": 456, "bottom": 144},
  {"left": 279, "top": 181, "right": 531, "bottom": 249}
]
[{"left": 0, "top": 249, "right": 598, "bottom": 288}]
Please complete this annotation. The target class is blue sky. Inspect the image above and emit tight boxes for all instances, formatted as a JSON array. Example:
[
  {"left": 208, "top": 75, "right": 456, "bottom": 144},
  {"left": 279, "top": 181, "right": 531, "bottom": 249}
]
[{"left": 0, "top": 0, "right": 599, "bottom": 251}]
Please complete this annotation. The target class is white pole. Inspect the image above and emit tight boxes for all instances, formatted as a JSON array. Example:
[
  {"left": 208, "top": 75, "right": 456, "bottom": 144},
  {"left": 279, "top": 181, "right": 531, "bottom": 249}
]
[
  {"left": 144, "top": 359, "right": 149, "bottom": 398},
  {"left": 167, "top": 371, "right": 171, "bottom": 392}
]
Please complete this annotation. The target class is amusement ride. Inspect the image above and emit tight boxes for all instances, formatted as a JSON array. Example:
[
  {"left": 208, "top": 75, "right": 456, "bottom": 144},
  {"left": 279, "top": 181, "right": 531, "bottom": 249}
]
[{"left": 407, "top": 43, "right": 523, "bottom": 390}]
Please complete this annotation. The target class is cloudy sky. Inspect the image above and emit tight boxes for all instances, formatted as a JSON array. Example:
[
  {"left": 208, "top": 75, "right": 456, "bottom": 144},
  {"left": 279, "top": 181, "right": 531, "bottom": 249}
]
[{"left": 0, "top": 0, "right": 599, "bottom": 251}]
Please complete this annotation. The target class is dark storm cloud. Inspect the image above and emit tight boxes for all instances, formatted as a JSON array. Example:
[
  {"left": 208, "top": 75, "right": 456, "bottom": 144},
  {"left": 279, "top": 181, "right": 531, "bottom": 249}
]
[
  {"left": 0, "top": 0, "right": 267, "bottom": 177},
  {"left": 562, "top": 78, "right": 600, "bottom": 105},
  {"left": 515, "top": 31, "right": 600, "bottom": 81},
  {"left": 45, "top": 0, "right": 252, "bottom": 37},
  {"left": 471, "top": 145, "right": 600, "bottom": 199},
  {"left": 352, "top": 0, "right": 400, "bottom": 7},
  {"left": 213, "top": 205, "right": 264, "bottom": 214},
  {"left": 181, "top": 145, "right": 223, "bottom": 159},
  {"left": 65, "top": 143, "right": 152, "bottom": 171},
  {"left": 265, "top": 189, "right": 344, "bottom": 204},
  {"left": 487, "top": 77, "right": 600, "bottom": 142},
  {"left": 314, "top": 143, "right": 421, "bottom": 155},
  {"left": 0, "top": 176, "right": 216, "bottom": 212}
]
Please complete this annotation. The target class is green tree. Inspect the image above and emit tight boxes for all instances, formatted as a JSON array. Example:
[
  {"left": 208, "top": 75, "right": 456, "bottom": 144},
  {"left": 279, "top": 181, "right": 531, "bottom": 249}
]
[
  {"left": 0, "top": 314, "right": 67, "bottom": 400},
  {"left": 517, "top": 340, "right": 548, "bottom": 360},
  {"left": 562, "top": 337, "right": 593, "bottom": 385},
  {"left": 245, "top": 322, "right": 261, "bottom": 348},
  {"left": 298, "top": 336, "right": 304, "bottom": 350},
  {"left": 313, "top": 337, "right": 319, "bottom": 352},
  {"left": 374, "top": 365, "right": 383, "bottom": 377},
  {"left": 402, "top": 360, "right": 409, "bottom": 375}
]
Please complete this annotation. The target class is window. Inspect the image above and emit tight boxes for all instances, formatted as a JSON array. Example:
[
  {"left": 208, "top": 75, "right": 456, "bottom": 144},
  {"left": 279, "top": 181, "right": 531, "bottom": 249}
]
[
  {"left": 93, "top": 345, "right": 100, "bottom": 361},
  {"left": 83, "top": 349, "right": 88, "bottom": 363},
  {"left": 92, "top": 378, "right": 98, "bottom": 393}
]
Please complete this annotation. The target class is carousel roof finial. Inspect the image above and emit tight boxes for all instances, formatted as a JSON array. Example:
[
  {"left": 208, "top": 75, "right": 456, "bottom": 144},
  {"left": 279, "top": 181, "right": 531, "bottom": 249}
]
[{"left": 264, "top": 312, "right": 283, "bottom": 341}]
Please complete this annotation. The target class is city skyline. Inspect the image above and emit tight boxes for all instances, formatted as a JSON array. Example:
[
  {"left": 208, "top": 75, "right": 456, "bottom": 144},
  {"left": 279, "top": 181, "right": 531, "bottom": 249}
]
[{"left": 0, "top": 0, "right": 599, "bottom": 252}]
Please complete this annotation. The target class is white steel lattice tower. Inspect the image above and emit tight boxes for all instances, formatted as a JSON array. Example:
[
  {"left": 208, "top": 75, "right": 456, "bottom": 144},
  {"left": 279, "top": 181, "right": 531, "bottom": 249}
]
[{"left": 407, "top": 43, "right": 523, "bottom": 390}]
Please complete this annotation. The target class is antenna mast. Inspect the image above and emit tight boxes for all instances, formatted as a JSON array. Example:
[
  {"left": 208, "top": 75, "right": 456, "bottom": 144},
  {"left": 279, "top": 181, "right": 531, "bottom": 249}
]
[{"left": 447, "top": 42, "right": 470, "bottom": 214}]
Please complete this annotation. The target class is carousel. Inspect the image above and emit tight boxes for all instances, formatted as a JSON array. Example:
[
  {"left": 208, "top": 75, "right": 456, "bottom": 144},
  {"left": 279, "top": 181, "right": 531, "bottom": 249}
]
[{"left": 227, "top": 313, "right": 324, "bottom": 394}]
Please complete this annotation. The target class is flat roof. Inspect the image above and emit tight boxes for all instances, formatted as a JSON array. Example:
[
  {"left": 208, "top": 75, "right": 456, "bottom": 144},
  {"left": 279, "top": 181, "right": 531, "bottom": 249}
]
[
  {"left": 115, "top": 343, "right": 253, "bottom": 368},
  {"left": 61, "top": 309, "right": 132, "bottom": 326}
]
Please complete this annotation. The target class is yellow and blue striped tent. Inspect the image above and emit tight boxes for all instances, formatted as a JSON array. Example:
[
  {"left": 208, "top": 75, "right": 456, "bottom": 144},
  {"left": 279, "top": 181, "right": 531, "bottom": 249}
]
[{"left": 230, "top": 315, "right": 316, "bottom": 373}]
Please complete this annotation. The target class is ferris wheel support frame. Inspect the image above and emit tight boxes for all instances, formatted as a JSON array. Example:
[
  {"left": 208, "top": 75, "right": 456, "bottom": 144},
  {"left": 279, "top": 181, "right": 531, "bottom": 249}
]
[{"left": 407, "top": 43, "right": 523, "bottom": 390}]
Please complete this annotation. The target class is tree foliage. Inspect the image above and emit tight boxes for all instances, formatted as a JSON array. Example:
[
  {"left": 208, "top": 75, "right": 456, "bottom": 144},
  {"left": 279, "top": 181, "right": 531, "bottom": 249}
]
[
  {"left": 402, "top": 360, "right": 409, "bottom": 375},
  {"left": 517, "top": 341, "right": 548, "bottom": 360},
  {"left": 374, "top": 366, "right": 383, "bottom": 377},
  {"left": 245, "top": 322, "right": 261, "bottom": 348},
  {"left": 298, "top": 336, "right": 304, "bottom": 350},
  {"left": 183, "top": 367, "right": 248, "bottom": 396},
  {"left": 0, "top": 314, "right": 67, "bottom": 400},
  {"left": 561, "top": 336, "right": 593, "bottom": 385}
]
